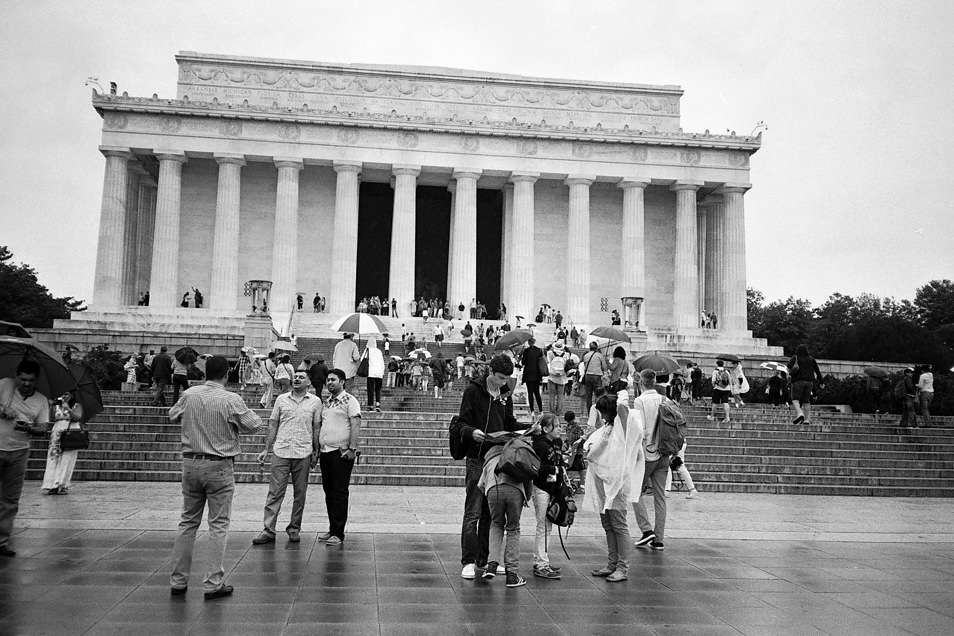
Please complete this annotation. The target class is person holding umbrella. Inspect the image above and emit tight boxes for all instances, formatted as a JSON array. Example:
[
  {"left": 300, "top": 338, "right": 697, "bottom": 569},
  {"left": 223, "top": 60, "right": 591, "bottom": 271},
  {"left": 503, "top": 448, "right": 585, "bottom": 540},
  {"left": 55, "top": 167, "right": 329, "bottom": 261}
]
[{"left": 1, "top": 360, "right": 52, "bottom": 556}]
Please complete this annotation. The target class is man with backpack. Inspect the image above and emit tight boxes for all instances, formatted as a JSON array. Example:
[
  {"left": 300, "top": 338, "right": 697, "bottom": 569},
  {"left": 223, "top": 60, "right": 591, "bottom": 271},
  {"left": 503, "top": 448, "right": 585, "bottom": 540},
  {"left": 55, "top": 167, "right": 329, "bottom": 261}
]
[
  {"left": 708, "top": 361, "right": 732, "bottom": 423},
  {"left": 631, "top": 369, "right": 668, "bottom": 551},
  {"left": 453, "top": 355, "right": 519, "bottom": 581},
  {"left": 579, "top": 342, "right": 607, "bottom": 415},
  {"left": 546, "top": 340, "right": 569, "bottom": 415}
]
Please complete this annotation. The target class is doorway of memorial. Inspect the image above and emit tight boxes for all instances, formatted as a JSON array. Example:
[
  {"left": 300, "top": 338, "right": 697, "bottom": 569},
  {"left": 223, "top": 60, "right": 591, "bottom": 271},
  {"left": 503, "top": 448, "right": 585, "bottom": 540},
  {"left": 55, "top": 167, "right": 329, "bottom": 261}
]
[
  {"left": 475, "top": 189, "right": 503, "bottom": 319},
  {"left": 355, "top": 182, "right": 394, "bottom": 312},
  {"left": 414, "top": 186, "right": 451, "bottom": 304}
]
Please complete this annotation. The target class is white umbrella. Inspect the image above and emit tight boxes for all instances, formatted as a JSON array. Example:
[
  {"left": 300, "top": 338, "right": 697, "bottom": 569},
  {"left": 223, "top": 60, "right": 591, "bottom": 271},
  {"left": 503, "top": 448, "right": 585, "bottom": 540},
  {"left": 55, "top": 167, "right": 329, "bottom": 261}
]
[
  {"left": 760, "top": 361, "right": 788, "bottom": 373},
  {"left": 330, "top": 312, "right": 387, "bottom": 335},
  {"left": 271, "top": 340, "right": 298, "bottom": 353}
]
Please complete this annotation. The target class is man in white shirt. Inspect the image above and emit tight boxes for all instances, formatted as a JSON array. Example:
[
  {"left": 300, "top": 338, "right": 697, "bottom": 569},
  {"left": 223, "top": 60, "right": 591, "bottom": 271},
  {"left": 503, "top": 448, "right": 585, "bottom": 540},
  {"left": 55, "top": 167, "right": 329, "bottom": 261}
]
[
  {"left": 253, "top": 371, "right": 322, "bottom": 545},
  {"left": 917, "top": 365, "right": 934, "bottom": 428},
  {"left": 630, "top": 369, "right": 668, "bottom": 551}
]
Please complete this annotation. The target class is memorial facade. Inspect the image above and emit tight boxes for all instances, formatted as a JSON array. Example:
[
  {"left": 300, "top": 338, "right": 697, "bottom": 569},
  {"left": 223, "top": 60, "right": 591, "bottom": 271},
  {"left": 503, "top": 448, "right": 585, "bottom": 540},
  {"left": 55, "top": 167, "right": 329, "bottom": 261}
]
[{"left": 78, "top": 52, "right": 776, "bottom": 353}]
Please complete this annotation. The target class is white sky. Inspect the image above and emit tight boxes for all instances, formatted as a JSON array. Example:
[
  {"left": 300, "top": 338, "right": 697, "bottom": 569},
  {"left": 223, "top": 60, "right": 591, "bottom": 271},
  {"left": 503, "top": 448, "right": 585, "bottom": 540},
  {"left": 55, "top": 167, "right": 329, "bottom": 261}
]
[{"left": 2, "top": 0, "right": 952, "bottom": 307}]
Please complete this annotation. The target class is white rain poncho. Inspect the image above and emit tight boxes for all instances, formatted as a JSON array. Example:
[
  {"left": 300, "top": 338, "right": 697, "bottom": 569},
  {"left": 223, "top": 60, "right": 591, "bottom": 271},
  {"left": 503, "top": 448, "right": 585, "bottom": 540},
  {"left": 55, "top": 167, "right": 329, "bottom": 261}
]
[{"left": 583, "top": 392, "right": 645, "bottom": 514}]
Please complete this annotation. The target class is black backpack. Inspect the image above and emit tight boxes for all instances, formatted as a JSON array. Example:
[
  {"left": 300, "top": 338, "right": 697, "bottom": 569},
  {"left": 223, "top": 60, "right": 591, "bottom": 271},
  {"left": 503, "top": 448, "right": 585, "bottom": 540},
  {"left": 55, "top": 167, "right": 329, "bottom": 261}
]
[
  {"left": 448, "top": 415, "right": 467, "bottom": 460},
  {"left": 546, "top": 485, "right": 577, "bottom": 528}
]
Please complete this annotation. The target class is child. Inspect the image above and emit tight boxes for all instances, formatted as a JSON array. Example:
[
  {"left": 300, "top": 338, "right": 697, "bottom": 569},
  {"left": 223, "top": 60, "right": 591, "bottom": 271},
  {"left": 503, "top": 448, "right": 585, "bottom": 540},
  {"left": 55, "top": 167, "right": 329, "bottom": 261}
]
[
  {"left": 564, "top": 411, "right": 588, "bottom": 494},
  {"left": 478, "top": 439, "right": 532, "bottom": 588}
]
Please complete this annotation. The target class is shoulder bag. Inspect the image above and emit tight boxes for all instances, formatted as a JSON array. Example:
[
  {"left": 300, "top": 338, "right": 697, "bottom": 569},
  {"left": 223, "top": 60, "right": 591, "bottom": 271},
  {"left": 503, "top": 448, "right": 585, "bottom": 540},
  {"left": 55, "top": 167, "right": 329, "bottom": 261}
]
[{"left": 59, "top": 421, "right": 90, "bottom": 451}]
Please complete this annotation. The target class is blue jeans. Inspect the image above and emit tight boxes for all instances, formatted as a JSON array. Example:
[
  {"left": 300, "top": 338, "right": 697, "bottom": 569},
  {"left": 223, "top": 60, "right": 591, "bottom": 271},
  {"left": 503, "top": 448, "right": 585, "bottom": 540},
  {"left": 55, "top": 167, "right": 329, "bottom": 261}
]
[
  {"left": 487, "top": 485, "right": 523, "bottom": 573},
  {"left": 170, "top": 457, "right": 235, "bottom": 592},
  {"left": 263, "top": 456, "right": 311, "bottom": 535},
  {"left": 0, "top": 448, "right": 29, "bottom": 547},
  {"left": 461, "top": 457, "right": 490, "bottom": 566}
]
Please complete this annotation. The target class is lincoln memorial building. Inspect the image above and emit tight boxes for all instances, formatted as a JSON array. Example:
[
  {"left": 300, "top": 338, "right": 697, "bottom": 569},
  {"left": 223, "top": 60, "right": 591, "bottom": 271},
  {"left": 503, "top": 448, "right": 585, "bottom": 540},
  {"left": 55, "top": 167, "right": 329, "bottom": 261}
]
[{"left": 65, "top": 52, "right": 779, "bottom": 355}]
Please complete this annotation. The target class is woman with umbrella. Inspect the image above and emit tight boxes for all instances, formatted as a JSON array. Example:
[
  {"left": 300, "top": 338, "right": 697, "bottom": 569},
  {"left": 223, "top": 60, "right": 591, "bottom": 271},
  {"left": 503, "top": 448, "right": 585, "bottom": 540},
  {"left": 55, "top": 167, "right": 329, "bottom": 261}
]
[{"left": 41, "top": 391, "right": 85, "bottom": 495}]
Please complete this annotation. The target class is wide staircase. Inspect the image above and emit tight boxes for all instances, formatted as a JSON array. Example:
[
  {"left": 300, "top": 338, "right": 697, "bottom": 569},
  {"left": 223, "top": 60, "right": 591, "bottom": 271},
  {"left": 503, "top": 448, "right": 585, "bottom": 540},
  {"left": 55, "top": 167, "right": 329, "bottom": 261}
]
[{"left": 25, "top": 336, "right": 954, "bottom": 496}]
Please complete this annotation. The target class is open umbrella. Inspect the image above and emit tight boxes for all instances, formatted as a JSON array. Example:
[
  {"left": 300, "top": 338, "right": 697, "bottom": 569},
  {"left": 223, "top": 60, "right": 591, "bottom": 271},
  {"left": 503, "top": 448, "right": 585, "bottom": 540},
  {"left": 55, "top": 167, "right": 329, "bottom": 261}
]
[
  {"left": 632, "top": 353, "right": 682, "bottom": 375},
  {"left": 716, "top": 353, "right": 740, "bottom": 363},
  {"left": 174, "top": 346, "right": 200, "bottom": 364},
  {"left": 0, "top": 335, "right": 77, "bottom": 399},
  {"left": 410, "top": 348, "right": 432, "bottom": 360},
  {"left": 494, "top": 329, "right": 533, "bottom": 351},
  {"left": 864, "top": 366, "right": 889, "bottom": 380},
  {"left": 330, "top": 312, "right": 387, "bottom": 336},
  {"left": 761, "top": 361, "right": 789, "bottom": 373},
  {"left": 271, "top": 340, "right": 298, "bottom": 353},
  {"left": 589, "top": 325, "right": 629, "bottom": 343},
  {"left": 67, "top": 362, "right": 104, "bottom": 423},
  {"left": 0, "top": 321, "right": 32, "bottom": 339}
]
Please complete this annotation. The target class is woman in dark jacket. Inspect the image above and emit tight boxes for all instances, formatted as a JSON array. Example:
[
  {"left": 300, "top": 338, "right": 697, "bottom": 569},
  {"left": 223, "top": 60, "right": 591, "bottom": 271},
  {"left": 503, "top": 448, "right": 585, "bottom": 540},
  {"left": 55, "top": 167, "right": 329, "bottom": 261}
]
[
  {"left": 788, "top": 344, "right": 824, "bottom": 425},
  {"left": 530, "top": 414, "right": 565, "bottom": 579}
]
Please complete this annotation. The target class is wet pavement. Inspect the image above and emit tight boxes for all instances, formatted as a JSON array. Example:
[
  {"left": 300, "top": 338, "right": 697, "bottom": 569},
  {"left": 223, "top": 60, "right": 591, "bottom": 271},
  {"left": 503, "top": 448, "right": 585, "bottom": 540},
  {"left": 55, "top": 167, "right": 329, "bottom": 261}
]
[{"left": 2, "top": 482, "right": 953, "bottom": 636}]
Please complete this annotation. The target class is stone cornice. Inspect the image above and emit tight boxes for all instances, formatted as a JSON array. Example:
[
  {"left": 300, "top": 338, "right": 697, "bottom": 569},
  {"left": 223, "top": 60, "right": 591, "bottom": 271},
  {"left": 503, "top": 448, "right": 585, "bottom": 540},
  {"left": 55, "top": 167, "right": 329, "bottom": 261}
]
[{"left": 92, "top": 93, "right": 761, "bottom": 153}]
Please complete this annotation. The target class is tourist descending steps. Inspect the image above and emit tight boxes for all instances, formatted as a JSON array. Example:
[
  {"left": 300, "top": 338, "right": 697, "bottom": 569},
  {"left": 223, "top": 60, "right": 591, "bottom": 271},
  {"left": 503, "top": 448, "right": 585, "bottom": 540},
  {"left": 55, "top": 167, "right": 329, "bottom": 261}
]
[
  {"left": 708, "top": 361, "right": 732, "bottom": 423},
  {"left": 169, "top": 357, "right": 263, "bottom": 599},
  {"left": 316, "top": 369, "right": 362, "bottom": 546},
  {"left": 787, "top": 344, "right": 825, "bottom": 426},
  {"left": 253, "top": 371, "right": 321, "bottom": 546},
  {"left": 363, "top": 338, "right": 385, "bottom": 412}
]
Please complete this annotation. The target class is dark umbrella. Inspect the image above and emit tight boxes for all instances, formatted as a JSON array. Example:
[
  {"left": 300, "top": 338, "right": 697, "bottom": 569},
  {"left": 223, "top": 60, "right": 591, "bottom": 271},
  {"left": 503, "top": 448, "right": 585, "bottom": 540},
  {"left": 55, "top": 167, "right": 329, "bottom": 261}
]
[
  {"left": 494, "top": 330, "right": 533, "bottom": 351},
  {"left": 0, "top": 335, "right": 77, "bottom": 399},
  {"left": 589, "top": 325, "right": 629, "bottom": 343},
  {"left": 0, "top": 321, "right": 32, "bottom": 339},
  {"left": 716, "top": 353, "right": 741, "bottom": 363},
  {"left": 174, "top": 346, "right": 200, "bottom": 364},
  {"left": 67, "top": 362, "right": 104, "bottom": 423},
  {"left": 632, "top": 353, "right": 682, "bottom": 375},
  {"left": 864, "top": 366, "right": 889, "bottom": 380}
]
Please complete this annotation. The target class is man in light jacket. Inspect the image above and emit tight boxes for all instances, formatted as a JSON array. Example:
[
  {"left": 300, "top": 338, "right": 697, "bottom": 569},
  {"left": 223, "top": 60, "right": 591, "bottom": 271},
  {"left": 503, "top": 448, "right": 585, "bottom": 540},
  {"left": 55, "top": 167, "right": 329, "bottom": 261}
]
[{"left": 332, "top": 333, "right": 361, "bottom": 390}]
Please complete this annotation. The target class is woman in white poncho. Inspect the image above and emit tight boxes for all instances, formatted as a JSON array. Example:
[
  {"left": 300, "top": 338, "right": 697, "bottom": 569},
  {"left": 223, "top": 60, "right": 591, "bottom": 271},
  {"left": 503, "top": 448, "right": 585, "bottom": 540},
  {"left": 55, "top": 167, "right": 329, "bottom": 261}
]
[{"left": 583, "top": 387, "right": 645, "bottom": 582}]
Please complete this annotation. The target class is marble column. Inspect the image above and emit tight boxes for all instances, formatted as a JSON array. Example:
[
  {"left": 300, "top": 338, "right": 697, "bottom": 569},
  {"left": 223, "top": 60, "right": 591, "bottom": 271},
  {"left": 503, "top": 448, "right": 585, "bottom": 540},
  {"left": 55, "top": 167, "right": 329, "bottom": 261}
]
[
  {"left": 671, "top": 181, "right": 703, "bottom": 330},
  {"left": 446, "top": 182, "right": 457, "bottom": 304},
  {"left": 565, "top": 176, "right": 595, "bottom": 326},
  {"left": 500, "top": 183, "right": 513, "bottom": 313},
  {"left": 449, "top": 170, "right": 481, "bottom": 311},
  {"left": 329, "top": 161, "right": 362, "bottom": 315},
  {"left": 269, "top": 158, "right": 303, "bottom": 314},
  {"left": 121, "top": 163, "right": 146, "bottom": 305},
  {"left": 719, "top": 184, "right": 751, "bottom": 332},
  {"left": 619, "top": 178, "right": 651, "bottom": 329},
  {"left": 388, "top": 165, "right": 420, "bottom": 316},
  {"left": 704, "top": 195, "right": 725, "bottom": 325},
  {"left": 149, "top": 151, "right": 187, "bottom": 309},
  {"left": 135, "top": 179, "right": 157, "bottom": 305},
  {"left": 509, "top": 172, "right": 538, "bottom": 324},
  {"left": 209, "top": 154, "right": 246, "bottom": 313},
  {"left": 697, "top": 205, "right": 708, "bottom": 318},
  {"left": 92, "top": 146, "right": 133, "bottom": 308}
]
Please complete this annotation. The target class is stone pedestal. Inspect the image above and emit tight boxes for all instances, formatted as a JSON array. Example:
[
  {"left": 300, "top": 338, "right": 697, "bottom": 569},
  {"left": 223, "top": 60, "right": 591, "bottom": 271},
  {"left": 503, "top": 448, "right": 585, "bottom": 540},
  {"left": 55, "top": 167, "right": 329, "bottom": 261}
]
[
  {"left": 329, "top": 161, "right": 361, "bottom": 315},
  {"left": 244, "top": 313, "right": 275, "bottom": 352}
]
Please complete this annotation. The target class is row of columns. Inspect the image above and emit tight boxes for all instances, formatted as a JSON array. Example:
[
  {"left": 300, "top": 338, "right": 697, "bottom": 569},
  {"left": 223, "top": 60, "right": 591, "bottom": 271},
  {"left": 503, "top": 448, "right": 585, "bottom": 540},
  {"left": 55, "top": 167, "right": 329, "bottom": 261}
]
[{"left": 93, "top": 146, "right": 748, "bottom": 333}]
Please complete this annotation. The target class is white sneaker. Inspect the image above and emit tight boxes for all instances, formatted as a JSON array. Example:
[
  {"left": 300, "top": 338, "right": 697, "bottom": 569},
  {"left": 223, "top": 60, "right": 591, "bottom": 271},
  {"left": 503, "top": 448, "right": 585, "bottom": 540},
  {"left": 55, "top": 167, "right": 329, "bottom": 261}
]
[
  {"left": 461, "top": 563, "right": 477, "bottom": 579},
  {"left": 706, "top": 415, "right": 713, "bottom": 421},
  {"left": 686, "top": 489, "right": 697, "bottom": 499},
  {"left": 496, "top": 563, "right": 506, "bottom": 575}
]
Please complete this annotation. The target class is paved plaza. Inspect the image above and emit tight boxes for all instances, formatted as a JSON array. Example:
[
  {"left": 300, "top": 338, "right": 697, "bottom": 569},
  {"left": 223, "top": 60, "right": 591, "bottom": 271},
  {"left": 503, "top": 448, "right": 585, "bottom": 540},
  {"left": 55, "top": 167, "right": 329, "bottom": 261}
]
[{"left": 2, "top": 483, "right": 954, "bottom": 636}]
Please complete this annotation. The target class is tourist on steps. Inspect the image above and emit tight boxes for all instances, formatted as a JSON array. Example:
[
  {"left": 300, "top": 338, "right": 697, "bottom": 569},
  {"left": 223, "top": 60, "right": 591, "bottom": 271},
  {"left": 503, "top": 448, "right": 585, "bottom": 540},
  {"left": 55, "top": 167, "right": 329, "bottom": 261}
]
[
  {"left": 364, "top": 337, "right": 385, "bottom": 412},
  {"left": 788, "top": 344, "right": 824, "bottom": 426}
]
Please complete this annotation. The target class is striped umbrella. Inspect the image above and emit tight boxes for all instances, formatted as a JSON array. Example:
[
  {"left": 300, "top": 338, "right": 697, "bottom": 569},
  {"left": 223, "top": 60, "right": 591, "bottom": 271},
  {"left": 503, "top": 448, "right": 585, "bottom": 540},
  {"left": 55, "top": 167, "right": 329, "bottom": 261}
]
[
  {"left": 330, "top": 312, "right": 387, "bottom": 336},
  {"left": 760, "top": 361, "right": 789, "bottom": 373}
]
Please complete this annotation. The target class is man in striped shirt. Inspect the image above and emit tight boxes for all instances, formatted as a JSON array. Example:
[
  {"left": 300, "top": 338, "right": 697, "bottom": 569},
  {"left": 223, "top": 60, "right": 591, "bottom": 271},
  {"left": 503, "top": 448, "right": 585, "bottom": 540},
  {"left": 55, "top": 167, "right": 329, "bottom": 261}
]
[
  {"left": 317, "top": 368, "right": 361, "bottom": 546},
  {"left": 168, "top": 356, "right": 263, "bottom": 600},
  {"left": 253, "top": 371, "right": 322, "bottom": 545}
]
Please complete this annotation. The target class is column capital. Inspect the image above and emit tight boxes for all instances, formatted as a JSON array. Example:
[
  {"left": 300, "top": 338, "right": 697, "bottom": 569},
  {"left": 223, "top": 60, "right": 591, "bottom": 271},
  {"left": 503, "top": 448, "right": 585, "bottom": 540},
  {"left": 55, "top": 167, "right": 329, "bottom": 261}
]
[
  {"left": 99, "top": 146, "right": 133, "bottom": 160},
  {"left": 392, "top": 164, "right": 421, "bottom": 177},
  {"left": 154, "top": 150, "right": 188, "bottom": 164},
  {"left": 565, "top": 175, "right": 595, "bottom": 187},
  {"left": 333, "top": 160, "right": 362, "bottom": 174},
  {"left": 214, "top": 153, "right": 246, "bottom": 167},
  {"left": 274, "top": 157, "right": 304, "bottom": 171},
  {"left": 618, "top": 177, "right": 652, "bottom": 190},
  {"left": 447, "top": 181, "right": 457, "bottom": 194},
  {"left": 452, "top": 169, "right": 482, "bottom": 181},
  {"left": 717, "top": 182, "right": 752, "bottom": 195},
  {"left": 509, "top": 171, "right": 539, "bottom": 184},
  {"left": 670, "top": 180, "right": 703, "bottom": 192}
]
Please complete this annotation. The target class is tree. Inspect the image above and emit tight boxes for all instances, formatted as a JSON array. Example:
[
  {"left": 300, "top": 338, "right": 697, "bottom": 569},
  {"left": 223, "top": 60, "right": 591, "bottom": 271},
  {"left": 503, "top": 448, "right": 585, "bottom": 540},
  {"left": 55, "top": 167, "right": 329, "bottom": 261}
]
[
  {"left": 758, "top": 296, "right": 814, "bottom": 356},
  {"left": 0, "top": 245, "right": 85, "bottom": 328},
  {"left": 915, "top": 279, "right": 954, "bottom": 330},
  {"left": 746, "top": 287, "right": 765, "bottom": 334}
]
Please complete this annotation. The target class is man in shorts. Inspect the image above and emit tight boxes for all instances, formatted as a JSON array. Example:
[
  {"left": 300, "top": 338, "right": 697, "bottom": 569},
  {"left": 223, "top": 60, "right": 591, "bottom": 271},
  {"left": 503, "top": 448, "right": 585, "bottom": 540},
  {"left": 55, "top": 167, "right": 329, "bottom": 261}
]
[{"left": 707, "top": 361, "right": 732, "bottom": 423}]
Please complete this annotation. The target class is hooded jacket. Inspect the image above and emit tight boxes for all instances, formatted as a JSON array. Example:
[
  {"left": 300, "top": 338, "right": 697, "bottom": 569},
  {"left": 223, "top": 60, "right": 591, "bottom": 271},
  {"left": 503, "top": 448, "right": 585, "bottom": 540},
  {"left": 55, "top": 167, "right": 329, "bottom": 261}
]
[{"left": 456, "top": 371, "right": 518, "bottom": 460}]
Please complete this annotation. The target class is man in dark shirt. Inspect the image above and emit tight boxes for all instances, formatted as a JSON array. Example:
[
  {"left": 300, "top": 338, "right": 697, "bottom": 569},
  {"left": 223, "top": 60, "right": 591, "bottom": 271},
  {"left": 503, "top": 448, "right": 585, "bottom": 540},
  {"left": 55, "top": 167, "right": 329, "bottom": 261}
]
[{"left": 151, "top": 346, "right": 173, "bottom": 407}]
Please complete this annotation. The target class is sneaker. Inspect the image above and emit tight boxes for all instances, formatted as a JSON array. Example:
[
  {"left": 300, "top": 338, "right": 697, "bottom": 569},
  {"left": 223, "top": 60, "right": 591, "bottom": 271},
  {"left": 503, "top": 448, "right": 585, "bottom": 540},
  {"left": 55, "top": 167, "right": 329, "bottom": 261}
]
[
  {"left": 461, "top": 563, "right": 477, "bottom": 580},
  {"left": 317, "top": 531, "right": 333, "bottom": 542},
  {"left": 505, "top": 572, "right": 526, "bottom": 588},
  {"left": 482, "top": 561, "right": 498, "bottom": 579},
  {"left": 323, "top": 536, "right": 342, "bottom": 546},
  {"left": 533, "top": 565, "right": 561, "bottom": 579},
  {"left": 496, "top": 563, "right": 506, "bottom": 575},
  {"left": 649, "top": 540, "right": 665, "bottom": 551},
  {"left": 635, "top": 530, "right": 656, "bottom": 547},
  {"left": 606, "top": 569, "right": 628, "bottom": 582},
  {"left": 287, "top": 532, "right": 300, "bottom": 543},
  {"left": 792, "top": 415, "right": 804, "bottom": 425},
  {"left": 686, "top": 489, "right": 697, "bottom": 499},
  {"left": 591, "top": 566, "right": 614, "bottom": 577},
  {"left": 252, "top": 530, "right": 275, "bottom": 545},
  {"left": 721, "top": 418, "right": 731, "bottom": 424},
  {"left": 706, "top": 415, "right": 714, "bottom": 421}
]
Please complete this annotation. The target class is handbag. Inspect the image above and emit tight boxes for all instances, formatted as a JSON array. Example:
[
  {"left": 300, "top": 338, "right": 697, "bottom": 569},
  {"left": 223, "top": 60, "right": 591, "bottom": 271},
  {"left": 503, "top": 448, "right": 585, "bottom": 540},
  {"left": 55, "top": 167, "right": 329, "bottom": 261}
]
[
  {"left": 537, "top": 356, "right": 549, "bottom": 378},
  {"left": 59, "top": 421, "right": 90, "bottom": 451},
  {"left": 356, "top": 352, "right": 370, "bottom": 378},
  {"left": 572, "top": 379, "right": 587, "bottom": 397}
]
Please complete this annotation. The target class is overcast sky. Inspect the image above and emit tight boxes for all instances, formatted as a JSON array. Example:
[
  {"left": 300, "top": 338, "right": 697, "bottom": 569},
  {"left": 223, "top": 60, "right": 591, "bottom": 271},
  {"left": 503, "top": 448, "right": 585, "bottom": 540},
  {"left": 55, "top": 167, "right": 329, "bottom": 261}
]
[{"left": 2, "top": 0, "right": 952, "bottom": 308}]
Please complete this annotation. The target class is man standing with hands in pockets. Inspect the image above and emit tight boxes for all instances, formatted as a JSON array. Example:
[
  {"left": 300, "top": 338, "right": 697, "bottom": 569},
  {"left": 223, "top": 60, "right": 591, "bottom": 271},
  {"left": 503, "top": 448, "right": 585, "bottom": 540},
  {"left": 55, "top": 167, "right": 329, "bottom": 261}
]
[{"left": 253, "top": 371, "right": 322, "bottom": 545}]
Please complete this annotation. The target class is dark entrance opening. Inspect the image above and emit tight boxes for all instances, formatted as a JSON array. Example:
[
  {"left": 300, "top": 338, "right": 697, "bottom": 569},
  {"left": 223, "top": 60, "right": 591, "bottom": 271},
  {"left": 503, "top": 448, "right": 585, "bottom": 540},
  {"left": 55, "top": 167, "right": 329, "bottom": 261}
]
[
  {"left": 355, "top": 182, "right": 394, "bottom": 306},
  {"left": 414, "top": 186, "right": 451, "bottom": 300},
  {"left": 475, "top": 189, "right": 503, "bottom": 315}
]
